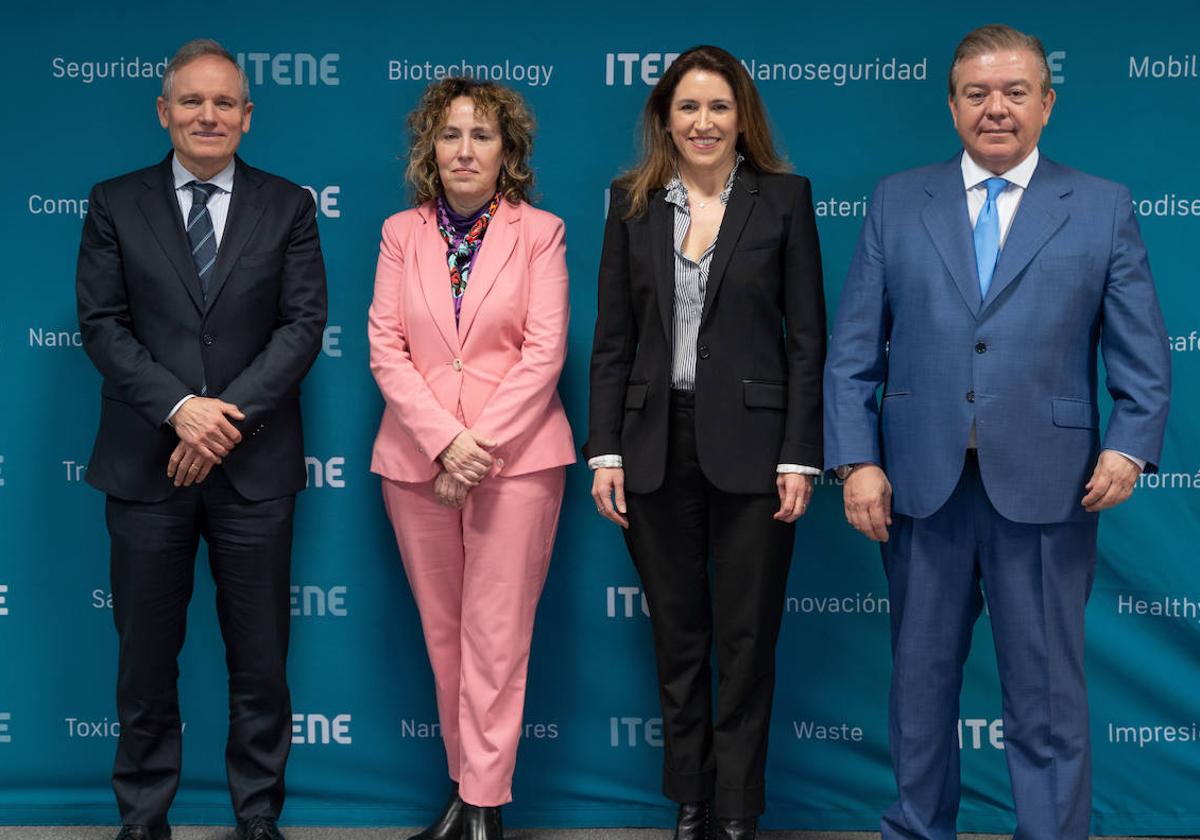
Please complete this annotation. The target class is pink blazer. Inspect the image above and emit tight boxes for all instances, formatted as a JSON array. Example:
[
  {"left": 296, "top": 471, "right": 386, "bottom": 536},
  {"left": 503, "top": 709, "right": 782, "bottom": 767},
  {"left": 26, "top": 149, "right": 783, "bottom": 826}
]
[{"left": 368, "top": 199, "right": 576, "bottom": 482}]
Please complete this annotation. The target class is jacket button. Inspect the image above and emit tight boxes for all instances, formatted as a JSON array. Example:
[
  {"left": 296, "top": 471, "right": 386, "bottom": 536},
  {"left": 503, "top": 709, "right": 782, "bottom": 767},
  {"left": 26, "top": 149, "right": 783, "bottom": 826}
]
[
  {"left": 975, "top": 342, "right": 987, "bottom": 354},
  {"left": 202, "top": 333, "right": 214, "bottom": 346},
  {"left": 966, "top": 390, "right": 975, "bottom": 403},
  {"left": 698, "top": 345, "right": 710, "bottom": 360},
  {"left": 452, "top": 358, "right": 463, "bottom": 371}
]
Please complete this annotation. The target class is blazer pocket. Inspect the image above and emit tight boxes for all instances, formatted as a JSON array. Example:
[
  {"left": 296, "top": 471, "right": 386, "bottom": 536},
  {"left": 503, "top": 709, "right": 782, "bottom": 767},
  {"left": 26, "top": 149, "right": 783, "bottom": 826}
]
[
  {"left": 737, "top": 236, "right": 781, "bottom": 253},
  {"left": 624, "top": 383, "right": 649, "bottom": 410},
  {"left": 882, "top": 389, "right": 911, "bottom": 399},
  {"left": 1038, "top": 255, "right": 1093, "bottom": 276},
  {"left": 1051, "top": 397, "right": 1098, "bottom": 429},
  {"left": 238, "top": 250, "right": 284, "bottom": 269},
  {"left": 743, "top": 380, "right": 786, "bottom": 410}
]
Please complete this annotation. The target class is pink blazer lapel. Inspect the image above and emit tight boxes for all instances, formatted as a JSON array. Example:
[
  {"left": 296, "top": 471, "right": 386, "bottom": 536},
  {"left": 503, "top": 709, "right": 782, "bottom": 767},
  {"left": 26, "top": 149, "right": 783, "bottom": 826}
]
[
  {"left": 457, "top": 199, "right": 520, "bottom": 344},
  {"left": 413, "top": 202, "right": 461, "bottom": 352}
]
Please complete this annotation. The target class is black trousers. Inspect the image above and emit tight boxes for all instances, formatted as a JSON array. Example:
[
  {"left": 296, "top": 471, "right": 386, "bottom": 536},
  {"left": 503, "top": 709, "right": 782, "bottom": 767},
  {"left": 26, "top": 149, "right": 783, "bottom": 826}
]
[
  {"left": 623, "top": 391, "right": 795, "bottom": 819},
  {"left": 105, "top": 467, "right": 295, "bottom": 828}
]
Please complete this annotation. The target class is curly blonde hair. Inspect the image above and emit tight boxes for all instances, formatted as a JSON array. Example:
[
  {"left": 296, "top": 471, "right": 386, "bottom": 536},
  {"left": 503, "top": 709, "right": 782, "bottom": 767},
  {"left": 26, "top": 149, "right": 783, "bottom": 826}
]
[{"left": 405, "top": 77, "right": 536, "bottom": 206}]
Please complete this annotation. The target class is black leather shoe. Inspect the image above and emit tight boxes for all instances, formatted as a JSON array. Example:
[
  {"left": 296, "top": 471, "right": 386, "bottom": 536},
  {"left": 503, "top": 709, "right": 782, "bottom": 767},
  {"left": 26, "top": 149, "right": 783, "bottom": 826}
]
[
  {"left": 462, "top": 804, "right": 503, "bottom": 840},
  {"left": 673, "top": 800, "right": 710, "bottom": 840},
  {"left": 712, "top": 816, "right": 757, "bottom": 840},
  {"left": 114, "top": 827, "right": 170, "bottom": 840},
  {"left": 410, "top": 785, "right": 466, "bottom": 840},
  {"left": 229, "top": 815, "right": 285, "bottom": 840}
]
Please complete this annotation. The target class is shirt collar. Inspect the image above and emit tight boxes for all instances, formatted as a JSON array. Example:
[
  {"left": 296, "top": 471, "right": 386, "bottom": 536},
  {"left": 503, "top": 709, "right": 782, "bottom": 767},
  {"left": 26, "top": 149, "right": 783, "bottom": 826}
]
[
  {"left": 960, "top": 147, "right": 1038, "bottom": 192},
  {"left": 664, "top": 153, "right": 744, "bottom": 209},
  {"left": 172, "top": 155, "right": 236, "bottom": 194}
]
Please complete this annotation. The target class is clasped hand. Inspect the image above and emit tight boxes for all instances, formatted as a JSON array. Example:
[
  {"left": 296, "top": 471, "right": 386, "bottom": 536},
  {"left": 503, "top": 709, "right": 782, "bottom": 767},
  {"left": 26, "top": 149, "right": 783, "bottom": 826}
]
[
  {"left": 438, "top": 430, "right": 499, "bottom": 486},
  {"left": 167, "top": 397, "right": 245, "bottom": 487}
]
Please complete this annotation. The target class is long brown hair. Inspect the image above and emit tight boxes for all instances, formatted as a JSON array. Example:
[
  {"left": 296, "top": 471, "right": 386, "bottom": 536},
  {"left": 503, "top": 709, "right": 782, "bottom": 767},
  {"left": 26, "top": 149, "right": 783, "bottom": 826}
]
[
  {"left": 405, "top": 77, "right": 536, "bottom": 206},
  {"left": 617, "top": 45, "right": 789, "bottom": 218}
]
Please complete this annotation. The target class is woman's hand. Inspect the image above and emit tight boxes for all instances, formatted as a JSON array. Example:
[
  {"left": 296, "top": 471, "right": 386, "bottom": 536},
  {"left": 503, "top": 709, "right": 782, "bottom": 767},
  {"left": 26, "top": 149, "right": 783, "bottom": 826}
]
[
  {"left": 433, "top": 470, "right": 470, "bottom": 509},
  {"left": 438, "top": 430, "right": 497, "bottom": 486},
  {"left": 774, "top": 473, "right": 814, "bottom": 523},
  {"left": 592, "top": 467, "right": 629, "bottom": 528}
]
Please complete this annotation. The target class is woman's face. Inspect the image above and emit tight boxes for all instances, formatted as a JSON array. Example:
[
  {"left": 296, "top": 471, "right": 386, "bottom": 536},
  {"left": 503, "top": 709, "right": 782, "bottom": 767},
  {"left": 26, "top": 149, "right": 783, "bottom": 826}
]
[
  {"left": 436, "top": 96, "right": 504, "bottom": 214},
  {"left": 667, "top": 69, "right": 740, "bottom": 176}
]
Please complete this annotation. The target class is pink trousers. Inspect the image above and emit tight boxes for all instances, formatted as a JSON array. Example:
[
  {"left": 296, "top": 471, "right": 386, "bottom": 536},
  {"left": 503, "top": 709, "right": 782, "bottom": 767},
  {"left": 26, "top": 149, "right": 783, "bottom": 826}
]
[{"left": 382, "top": 466, "right": 565, "bottom": 807}]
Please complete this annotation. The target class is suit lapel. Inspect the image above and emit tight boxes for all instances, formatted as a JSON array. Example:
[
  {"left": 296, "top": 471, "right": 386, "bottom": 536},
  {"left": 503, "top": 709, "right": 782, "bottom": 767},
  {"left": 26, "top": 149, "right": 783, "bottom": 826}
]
[
  {"left": 920, "top": 156, "right": 982, "bottom": 315},
  {"left": 458, "top": 199, "right": 518, "bottom": 344},
  {"left": 414, "top": 203, "right": 461, "bottom": 353},
  {"left": 980, "top": 158, "right": 1070, "bottom": 315},
  {"left": 701, "top": 166, "right": 757, "bottom": 329},
  {"left": 136, "top": 154, "right": 204, "bottom": 314},
  {"left": 204, "top": 157, "right": 266, "bottom": 312},
  {"left": 648, "top": 190, "right": 675, "bottom": 342}
]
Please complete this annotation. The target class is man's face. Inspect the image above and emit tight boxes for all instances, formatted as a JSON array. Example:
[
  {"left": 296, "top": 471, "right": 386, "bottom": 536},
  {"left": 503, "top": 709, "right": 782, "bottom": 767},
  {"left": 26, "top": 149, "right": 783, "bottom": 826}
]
[
  {"left": 157, "top": 54, "right": 252, "bottom": 179},
  {"left": 949, "top": 48, "right": 1054, "bottom": 174}
]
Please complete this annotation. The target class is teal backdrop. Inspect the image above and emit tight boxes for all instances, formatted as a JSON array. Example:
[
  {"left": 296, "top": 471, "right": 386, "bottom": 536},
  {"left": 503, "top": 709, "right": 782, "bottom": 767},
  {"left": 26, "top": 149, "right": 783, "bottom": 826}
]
[{"left": 1, "top": 0, "right": 1198, "bottom": 833}]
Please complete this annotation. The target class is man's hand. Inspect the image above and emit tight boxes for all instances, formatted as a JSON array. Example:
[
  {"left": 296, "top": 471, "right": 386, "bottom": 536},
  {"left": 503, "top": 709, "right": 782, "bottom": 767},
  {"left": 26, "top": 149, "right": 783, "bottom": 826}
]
[
  {"left": 843, "top": 464, "right": 893, "bottom": 542},
  {"left": 433, "top": 470, "right": 469, "bottom": 509},
  {"left": 592, "top": 467, "right": 629, "bottom": 529},
  {"left": 1081, "top": 450, "right": 1142, "bottom": 512},
  {"left": 438, "top": 430, "right": 497, "bottom": 486},
  {"left": 171, "top": 397, "right": 245, "bottom": 460},
  {"left": 167, "top": 441, "right": 220, "bottom": 487},
  {"left": 774, "top": 473, "right": 813, "bottom": 523}
]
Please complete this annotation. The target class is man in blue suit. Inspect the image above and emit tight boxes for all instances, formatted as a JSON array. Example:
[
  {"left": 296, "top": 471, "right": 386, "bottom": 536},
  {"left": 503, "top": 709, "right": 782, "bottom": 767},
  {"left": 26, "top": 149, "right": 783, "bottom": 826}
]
[{"left": 824, "top": 24, "right": 1170, "bottom": 840}]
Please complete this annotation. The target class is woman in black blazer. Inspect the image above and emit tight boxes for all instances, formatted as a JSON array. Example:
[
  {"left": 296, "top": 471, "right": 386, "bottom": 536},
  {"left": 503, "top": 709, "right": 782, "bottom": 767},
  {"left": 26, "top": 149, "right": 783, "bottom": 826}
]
[{"left": 584, "top": 45, "right": 825, "bottom": 840}]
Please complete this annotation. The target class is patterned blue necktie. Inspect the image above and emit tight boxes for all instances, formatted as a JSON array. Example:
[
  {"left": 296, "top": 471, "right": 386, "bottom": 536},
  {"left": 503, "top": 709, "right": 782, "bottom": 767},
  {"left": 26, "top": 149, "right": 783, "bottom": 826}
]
[
  {"left": 186, "top": 181, "right": 220, "bottom": 299},
  {"left": 973, "top": 176, "right": 1008, "bottom": 298}
]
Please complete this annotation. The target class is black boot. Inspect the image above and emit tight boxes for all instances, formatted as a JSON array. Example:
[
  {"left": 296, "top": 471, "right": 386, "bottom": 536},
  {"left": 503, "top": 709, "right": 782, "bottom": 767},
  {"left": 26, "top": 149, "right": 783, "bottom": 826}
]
[
  {"left": 461, "top": 804, "right": 503, "bottom": 840},
  {"left": 673, "top": 800, "right": 710, "bottom": 840},
  {"left": 409, "top": 786, "right": 465, "bottom": 840},
  {"left": 712, "top": 816, "right": 757, "bottom": 840}
]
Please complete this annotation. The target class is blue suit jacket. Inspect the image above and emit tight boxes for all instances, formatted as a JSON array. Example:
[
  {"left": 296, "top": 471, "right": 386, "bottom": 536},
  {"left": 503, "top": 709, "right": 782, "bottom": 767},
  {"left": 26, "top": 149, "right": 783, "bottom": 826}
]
[{"left": 824, "top": 154, "right": 1170, "bottom": 524}]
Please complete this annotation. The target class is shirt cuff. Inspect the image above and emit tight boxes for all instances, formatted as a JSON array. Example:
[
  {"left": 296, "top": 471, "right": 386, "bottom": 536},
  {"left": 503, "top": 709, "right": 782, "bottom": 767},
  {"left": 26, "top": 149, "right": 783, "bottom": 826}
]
[
  {"left": 587, "top": 454, "right": 623, "bottom": 470},
  {"left": 1106, "top": 449, "right": 1147, "bottom": 472},
  {"left": 777, "top": 464, "right": 822, "bottom": 476},
  {"left": 165, "top": 394, "right": 196, "bottom": 426}
]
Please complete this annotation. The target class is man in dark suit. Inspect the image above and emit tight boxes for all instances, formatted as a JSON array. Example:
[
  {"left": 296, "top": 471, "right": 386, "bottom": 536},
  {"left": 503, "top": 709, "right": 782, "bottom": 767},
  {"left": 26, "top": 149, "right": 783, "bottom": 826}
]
[
  {"left": 824, "top": 24, "right": 1170, "bottom": 840},
  {"left": 76, "top": 39, "right": 327, "bottom": 840}
]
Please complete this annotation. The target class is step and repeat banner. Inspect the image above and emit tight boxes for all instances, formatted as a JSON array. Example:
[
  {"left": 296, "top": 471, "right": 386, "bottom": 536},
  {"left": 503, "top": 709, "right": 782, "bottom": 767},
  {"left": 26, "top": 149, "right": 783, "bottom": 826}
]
[{"left": 2, "top": 0, "right": 1197, "bottom": 832}]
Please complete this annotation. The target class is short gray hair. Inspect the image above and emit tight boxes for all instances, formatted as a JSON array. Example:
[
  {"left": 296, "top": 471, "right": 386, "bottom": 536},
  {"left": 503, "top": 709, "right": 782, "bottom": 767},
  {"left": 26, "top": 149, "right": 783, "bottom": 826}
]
[
  {"left": 161, "top": 38, "right": 250, "bottom": 103},
  {"left": 949, "top": 24, "right": 1052, "bottom": 97}
]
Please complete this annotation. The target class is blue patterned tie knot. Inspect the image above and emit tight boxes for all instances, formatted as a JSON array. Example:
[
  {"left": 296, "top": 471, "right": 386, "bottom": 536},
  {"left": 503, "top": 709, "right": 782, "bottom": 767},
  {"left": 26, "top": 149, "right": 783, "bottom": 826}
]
[
  {"left": 185, "top": 181, "right": 220, "bottom": 297},
  {"left": 189, "top": 180, "right": 219, "bottom": 205},
  {"left": 973, "top": 176, "right": 1008, "bottom": 300}
]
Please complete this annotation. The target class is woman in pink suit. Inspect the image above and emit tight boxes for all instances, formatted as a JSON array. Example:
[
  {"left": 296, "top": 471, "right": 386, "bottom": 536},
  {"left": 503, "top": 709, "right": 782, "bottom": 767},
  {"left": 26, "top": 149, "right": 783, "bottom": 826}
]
[{"left": 368, "top": 78, "right": 575, "bottom": 840}]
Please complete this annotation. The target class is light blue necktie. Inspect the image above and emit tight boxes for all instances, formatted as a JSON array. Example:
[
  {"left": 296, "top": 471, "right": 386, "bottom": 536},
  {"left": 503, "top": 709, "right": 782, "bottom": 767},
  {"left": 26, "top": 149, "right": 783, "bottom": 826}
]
[{"left": 973, "top": 176, "right": 1008, "bottom": 298}]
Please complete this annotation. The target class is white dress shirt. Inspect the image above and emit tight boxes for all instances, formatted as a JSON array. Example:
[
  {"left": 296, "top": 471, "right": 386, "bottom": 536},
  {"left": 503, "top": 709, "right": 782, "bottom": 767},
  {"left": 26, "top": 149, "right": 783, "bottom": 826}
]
[{"left": 172, "top": 155, "right": 235, "bottom": 246}]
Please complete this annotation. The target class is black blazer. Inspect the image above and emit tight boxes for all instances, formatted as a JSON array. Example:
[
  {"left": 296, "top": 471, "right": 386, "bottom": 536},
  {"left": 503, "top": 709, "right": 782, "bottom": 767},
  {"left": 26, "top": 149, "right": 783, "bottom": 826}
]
[
  {"left": 584, "top": 166, "right": 826, "bottom": 495},
  {"left": 76, "top": 154, "right": 328, "bottom": 502}
]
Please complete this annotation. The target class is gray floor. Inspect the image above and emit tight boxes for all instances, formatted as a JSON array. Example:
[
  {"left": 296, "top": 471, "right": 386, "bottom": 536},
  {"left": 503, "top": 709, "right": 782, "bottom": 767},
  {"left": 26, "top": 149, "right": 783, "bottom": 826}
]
[{"left": 0, "top": 831, "right": 1149, "bottom": 840}]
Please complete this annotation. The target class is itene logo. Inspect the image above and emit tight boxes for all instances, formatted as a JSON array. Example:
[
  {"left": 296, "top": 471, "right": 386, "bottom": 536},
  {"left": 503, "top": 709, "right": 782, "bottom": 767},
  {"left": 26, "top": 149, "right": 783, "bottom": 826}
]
[
  {"left": 610, "top": 716, "right": 663, "bottom": 747},
  {"left": 0, "top": 583, "right": 8, "bottom": 616},
  {"left": 605, "top": 52, "right": 678, "bottom": 86},
  {"left": 606, "top": 585, "right": 649, "bottom": 618},
  {"left": 305, "top": 456, "right": 346, "bottom": 488},
  {"left": 0, "top": 712, "right": 11, "bottom": 743},
  {"left": 236, "top": 53, "right": 340, "bottom": 86},
  {"left": 292, "top": 713, "right": 352, "bottom": 744},
  {"left": 290, "top": 585, "right": 348, "bottom": 617}
]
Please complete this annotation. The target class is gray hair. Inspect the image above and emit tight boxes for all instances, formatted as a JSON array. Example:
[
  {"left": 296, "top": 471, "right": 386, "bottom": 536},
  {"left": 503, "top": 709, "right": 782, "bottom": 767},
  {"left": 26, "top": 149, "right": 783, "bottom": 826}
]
[
  {"left": 161, "top": 38, "right": 250, "bottom": 103},
  {"left": 949, "top": 24, "right": 1052, "bottom": 97}
]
